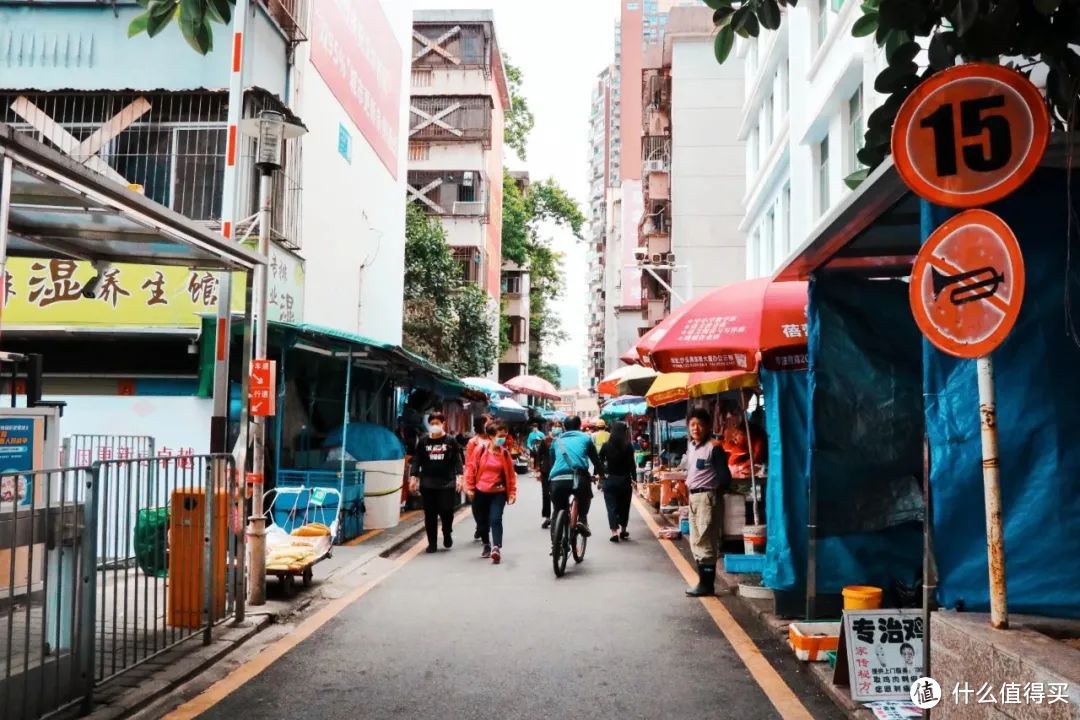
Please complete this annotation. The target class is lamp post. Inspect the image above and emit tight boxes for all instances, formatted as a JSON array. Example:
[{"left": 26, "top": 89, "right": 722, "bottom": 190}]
[{"left": 240, "top": 110, "right": 306, "bottom": 605}]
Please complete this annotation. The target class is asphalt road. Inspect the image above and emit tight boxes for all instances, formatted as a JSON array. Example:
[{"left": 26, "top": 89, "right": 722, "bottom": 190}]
[{"left": 196, "top": 475, "right": 842, "bottom": 720}]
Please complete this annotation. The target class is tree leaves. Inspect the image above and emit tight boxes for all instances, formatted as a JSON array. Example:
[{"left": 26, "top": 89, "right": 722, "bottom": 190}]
[
  {"left": 927, "top": 30, "right": 957, "bottom": 69},
  {"left": 715, "top": 26, "right": 736, "bottom": 63},
  {"left": 852, "top": 13, "right": 879, "bottom": 37},
  {"left": 759, "top": 0, "right": 783, "bottom": 30},
  {"left": 844, "top": 168, "right": 871, "bottom": 189},
  {"left": 503, "top": 57, "right": 535, "bottom": 161},
  {"left": 732, "top": 5, "right": 761, "bottom": 37},
  {"left": 714, "top": 6, "right": 736, "bottom": 24},
  {"left": 127, "top": 0, "right": 233, "bottom": 54},
  {"left": 704, "top": 0, "right": 734, "bottom": 8}
]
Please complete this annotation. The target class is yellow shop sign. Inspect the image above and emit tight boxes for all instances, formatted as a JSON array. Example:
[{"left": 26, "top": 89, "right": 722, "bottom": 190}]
[{"left": 1, "top": 258, "right": 244, "bottom": 328}]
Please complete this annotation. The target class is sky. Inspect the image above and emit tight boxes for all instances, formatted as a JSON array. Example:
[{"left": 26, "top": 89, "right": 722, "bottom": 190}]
[{"left": 408, "top": 0, "right": 622, "bottom": 377}]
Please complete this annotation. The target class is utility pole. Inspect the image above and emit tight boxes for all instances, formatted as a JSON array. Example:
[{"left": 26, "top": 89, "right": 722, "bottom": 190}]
[{"left": 241, "top": 111, "right": 305, "bottom": 606}]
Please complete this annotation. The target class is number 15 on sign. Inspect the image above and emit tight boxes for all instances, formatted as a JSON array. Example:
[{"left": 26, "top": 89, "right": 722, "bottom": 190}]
[{"left": 892, "top": 63, "right": 1049, "bottom": 209}]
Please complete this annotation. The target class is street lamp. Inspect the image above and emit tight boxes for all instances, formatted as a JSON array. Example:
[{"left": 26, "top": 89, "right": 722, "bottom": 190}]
[{"left": 239, "top": 110, "right": 306, "bottom": 606}]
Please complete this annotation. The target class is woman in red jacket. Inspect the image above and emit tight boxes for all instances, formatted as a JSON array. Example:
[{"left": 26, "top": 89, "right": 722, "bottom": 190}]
[{"left": 465, "top": 421, "right": 518, "bottom": 564}]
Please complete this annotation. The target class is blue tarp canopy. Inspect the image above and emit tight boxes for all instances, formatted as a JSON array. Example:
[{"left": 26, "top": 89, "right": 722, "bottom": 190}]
[
  {"left": 922, "top": 169, "right": 1080, "bottom": 617},
  {"left": 325, "top": 422, "right": 404, "bottom": 462}
]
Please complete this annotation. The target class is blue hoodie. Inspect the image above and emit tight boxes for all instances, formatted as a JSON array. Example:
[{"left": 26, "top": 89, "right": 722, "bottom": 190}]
[{"left": 548, "top": 430, "right": 601, "bottom": 481}]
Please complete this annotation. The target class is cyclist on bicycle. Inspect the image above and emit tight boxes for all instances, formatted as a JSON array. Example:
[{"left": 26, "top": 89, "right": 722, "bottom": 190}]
[{"left": 548, "top": 415, "right": 600, "bottom": 537}]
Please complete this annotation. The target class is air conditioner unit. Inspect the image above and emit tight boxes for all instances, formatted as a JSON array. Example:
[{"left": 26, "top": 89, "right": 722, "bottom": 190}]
[
  {"left": 462, "top": 171, "right": 475, "bottom": 187},
  {"left": 665, "top": 252, "right": 676, "bottom": 265},
  {"left": 650, "top": 253, "right": 663, "bottom": 265},
  {"left": 644, "top": 159, "right": 667, "bottom": 173}
]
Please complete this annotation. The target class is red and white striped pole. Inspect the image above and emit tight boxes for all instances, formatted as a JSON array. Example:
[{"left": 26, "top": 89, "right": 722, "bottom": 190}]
[{"left": 210, "top": 0, "right": 249, "bottom": 455}]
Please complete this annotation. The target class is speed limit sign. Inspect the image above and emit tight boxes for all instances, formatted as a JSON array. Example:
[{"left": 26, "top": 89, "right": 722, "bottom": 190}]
[{"left": 892, "top": 63, "right": 1049, "bottom": 208}]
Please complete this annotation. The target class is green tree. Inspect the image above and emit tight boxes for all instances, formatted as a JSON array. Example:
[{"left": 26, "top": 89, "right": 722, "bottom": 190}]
[
  {"left": 503, "top": 58, "right": 536, "bottom": 161},
  {"left": 128, "top": 0, "right": 232, "bottom": 54},
  {"left": 501, "top": 170, "right": 586, "bottom": 386},
  {"left": 705, "top": 0, "right": 1080, "bottom": 186},
  {"left": 403, "top": 204, "right": 498, "bottom": 375},
  {"left": 449, "top": 285, "right": 499, "bottom": 377}
]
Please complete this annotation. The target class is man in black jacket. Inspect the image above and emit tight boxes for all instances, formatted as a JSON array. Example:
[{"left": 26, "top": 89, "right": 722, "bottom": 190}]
[{"left": 409, "top": 412, "right": 463, "bottom": 553}]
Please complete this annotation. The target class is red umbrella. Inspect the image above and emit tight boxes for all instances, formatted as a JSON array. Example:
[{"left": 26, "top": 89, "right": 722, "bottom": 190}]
[
  {"left": 619, "top": 347, "right": 640, "bottom": 365},
  {"left": 640, "top": 278, "right": 809, "bottom": 373},
  {"left": 504, "top": 374, "right": 560, "bottom": 401}
]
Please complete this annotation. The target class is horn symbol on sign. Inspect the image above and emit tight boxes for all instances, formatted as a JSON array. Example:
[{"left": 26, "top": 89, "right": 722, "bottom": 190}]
[{"left": 931, "top": 266, "right": 1006, "bottom": 306}]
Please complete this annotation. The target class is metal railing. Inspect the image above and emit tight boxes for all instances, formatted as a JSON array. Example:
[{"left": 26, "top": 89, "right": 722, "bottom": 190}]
[
  {"left": 409, "top": 96, "right": 493, "bottom": 146},
  {"left": 0, "top": 454, "right": 242, "bottom": 720}
]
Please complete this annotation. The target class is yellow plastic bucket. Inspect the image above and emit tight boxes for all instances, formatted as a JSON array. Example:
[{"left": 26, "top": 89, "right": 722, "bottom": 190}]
[{"left": 842, "top": 585, "right": 883, "bottom": 610}]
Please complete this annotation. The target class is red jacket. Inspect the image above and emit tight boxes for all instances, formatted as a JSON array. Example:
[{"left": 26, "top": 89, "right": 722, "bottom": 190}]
[{"left": 466, "top": 443, "right": 517, "bottom": 500}]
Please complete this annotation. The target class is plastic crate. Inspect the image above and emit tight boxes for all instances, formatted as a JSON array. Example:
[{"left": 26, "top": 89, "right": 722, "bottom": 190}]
[{"left": 723, "top": 553, "right": 766, "bottom": 575}]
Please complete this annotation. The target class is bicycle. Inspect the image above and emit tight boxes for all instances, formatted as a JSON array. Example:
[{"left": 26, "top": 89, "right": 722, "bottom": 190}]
[{"left": 551, "top": 492, "right": 587, "bottom": 577}]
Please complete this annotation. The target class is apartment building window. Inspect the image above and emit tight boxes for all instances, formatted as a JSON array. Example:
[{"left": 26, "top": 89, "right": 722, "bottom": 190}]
[
  {"left": 817, "top": 0, "right": 829, "bottom": 47},
  {"left": 781, "top": 182, "right": 792, "bottom": 255},
  {"left": 502, "top": 272, "right": 523, "bottom": 295},
  {"left": 817, "top": 137, "right": 831, "bottom": 216},
  {"left": 508, "top": 316, "right": 527, "bottom": 344},
  {"left": 748, "top": 127, "right": 760, "bottom": 176},
  {"left": 848, "top": 85, "right": 864, "bottom": 171},
  {"left": 763, "top": 94, "right": 774, "bottom": 147},
  {"left": 452, "top": 247, "right": 482, "bottom": 284},
  {"left": 763, "top": 208, "right": 775, "bottom": 273}
]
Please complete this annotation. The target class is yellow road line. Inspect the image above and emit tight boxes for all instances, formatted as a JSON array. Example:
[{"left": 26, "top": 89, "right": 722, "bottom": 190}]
[
  {"left": 164, "top": 507, "right": 471, "bottom": 719},
  {"left": 632, "top": 496, "right": 815, "bottom": 720}
]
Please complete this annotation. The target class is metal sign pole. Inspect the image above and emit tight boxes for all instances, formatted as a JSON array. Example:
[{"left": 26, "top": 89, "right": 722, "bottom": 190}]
[{"left": 976, "top": 355, "right": 1008, "bottom": 629}]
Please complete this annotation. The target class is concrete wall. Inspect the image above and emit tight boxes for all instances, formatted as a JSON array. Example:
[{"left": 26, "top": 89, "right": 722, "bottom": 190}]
[
  {"left": 0, "top": 3, "right": 287, "bottom": 97},
  {"left": 931, "top": 612, "right": 1080, "bottom": 718},
  {"left": 293, "top": 0, "right": 409, "bottom": 345},
  {"left": 670, "top": 36, "right": 746, "bottom": 304}
]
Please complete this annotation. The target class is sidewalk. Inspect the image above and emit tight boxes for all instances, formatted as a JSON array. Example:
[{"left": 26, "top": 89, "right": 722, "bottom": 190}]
[
  {"left": 647, "top": 503, "right": 874, "bottom": 720},
  {"left": 82, "top": 510, "right": 428, "bottom": 720}
]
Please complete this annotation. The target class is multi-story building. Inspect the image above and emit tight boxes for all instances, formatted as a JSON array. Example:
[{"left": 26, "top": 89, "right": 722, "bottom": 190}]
[
  {"left": 407, "top": 10, "right": 509, "bottom": 308},
  {"left": 585, "top": 67, "right": 613, "bottom": 388},
  {"left": 499, "top": 171, "right": 530, "bottom": 382},
  {"left": 739, "top": 0, "right": 883, "bottom": 277},
  {"left": 0, "top": 0, "right": 418, "bottom": 455},
  {"left": 639, "top": 6, "right": 747, "bottom": 327}
]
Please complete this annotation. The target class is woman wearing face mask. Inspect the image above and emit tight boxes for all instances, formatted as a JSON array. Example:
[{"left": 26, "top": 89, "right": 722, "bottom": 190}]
[
  {"left": 409, "top": 412, "right": 463, "bottom": 553},
  {"left": 465, "top": 421, "right": 517, "bottom": 563},
  {"left": 537, "top": 422, "right": 562, "bottom": 529},
  {"left": 463, "top": 415, "right": 492, "bottom": 541},
  {"left": 599, "top": 421, "right": 636, "bottom": 542}
]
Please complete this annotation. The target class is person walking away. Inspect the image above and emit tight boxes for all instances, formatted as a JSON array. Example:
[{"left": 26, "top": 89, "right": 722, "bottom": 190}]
[
  {"left": 464, "top": 415, "right": 492, "bottom": 541},
  {"left": 538, "top": 421, "right": 562, "bottom": 529},
  {"left": 684, "top": 408, "right": 732, "bottom": 597},
  {"left": 548, "top": 415, "right": 600, "bottom": 538},
  {"left": 599, "top": 421, "right": 635, "bottom": 542},
  {"left": 409, "top": 412, "right": 463, "bottom": 553},
  {"left": 592, "top": 419, "right": 610, "bottom": 452},
  {"left": 465, "top": 422, "right": 517, "bottom": 564},
  {"left": 526, "top": 422, "right": 545, "bottom": 470}
]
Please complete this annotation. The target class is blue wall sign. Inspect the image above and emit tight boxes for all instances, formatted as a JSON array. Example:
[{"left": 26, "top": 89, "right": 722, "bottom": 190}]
[
  {"left": 338, "top": 123, "right": 352, "bottom": 163},
  {"left": 0, "top": 418, "right": 35, "bottom": 505}
]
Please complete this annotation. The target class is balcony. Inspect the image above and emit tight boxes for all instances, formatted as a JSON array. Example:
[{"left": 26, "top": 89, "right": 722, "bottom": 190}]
[
  {"left": 642, "top": 135, "right": 671, "bottom": 168},
  {"left": 409, "top": 96, "right": 494, "bottom": 148},
  {"left": 0, "top": 89, "right": 303, "bottom": 249},
  {"left": 407, "top": 170, "right": 489, "bottom": 219},
  {"left": 412, "top": 23, "right": 493, "bottom": 71},
  {"left": 260, "top": 0, "right": 308, "bottom": 43},
  {"left": 646, "top": 297, "right": 667, "bottom": 325}
]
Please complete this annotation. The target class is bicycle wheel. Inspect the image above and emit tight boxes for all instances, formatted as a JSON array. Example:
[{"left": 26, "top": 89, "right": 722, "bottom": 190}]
[
  {"left": 552, "top": 510, "right": 569, "bottom": 577},
  {"left": 572, "top": 522, "right": 587, "bottom": 563}
]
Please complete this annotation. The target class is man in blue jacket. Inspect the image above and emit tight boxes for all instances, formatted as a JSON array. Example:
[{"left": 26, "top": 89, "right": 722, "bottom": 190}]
[{"left": 548, "top": 415, "right": 601, "bottom": 536}]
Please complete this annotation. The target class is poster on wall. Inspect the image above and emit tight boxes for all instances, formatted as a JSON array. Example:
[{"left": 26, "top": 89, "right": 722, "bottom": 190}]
[
  {"left": 835, "top": 609, "right": 925, "bottom": 702},
  {"left": 309, "top": 0, "right": 402, "bottom": 178},
  {"left": 0, "top": 417, "right": 40, "bottom": 506}
]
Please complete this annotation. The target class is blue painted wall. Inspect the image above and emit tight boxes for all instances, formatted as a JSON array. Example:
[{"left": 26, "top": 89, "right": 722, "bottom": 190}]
[{"left": 0, "top": 1, "right": 288, "bottom": 97}]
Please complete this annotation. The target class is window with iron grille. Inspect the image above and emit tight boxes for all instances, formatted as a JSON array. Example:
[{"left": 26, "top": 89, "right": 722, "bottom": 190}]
[
  {"left": 408, "top": 170, "right": 486, "bottom": 216},
  {"left": 0, "top": 90, "right": 302, "bottom": 249},
  {"left": 413, "top": 24, "right": 490, "bottom": 68},
  {"left": 452, "top": 247, "right": 483, "bottom": 284},
  {"left": 409, "top": 96, "right": 493, "bottom": 146},
  {"left": 502, "top": 272, "right": 523, "bottom": 295}
]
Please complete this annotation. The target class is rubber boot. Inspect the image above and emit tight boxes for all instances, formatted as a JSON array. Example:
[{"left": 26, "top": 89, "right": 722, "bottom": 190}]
[{"left": 685, "top": 562, "right": 716, "bottom": 597}]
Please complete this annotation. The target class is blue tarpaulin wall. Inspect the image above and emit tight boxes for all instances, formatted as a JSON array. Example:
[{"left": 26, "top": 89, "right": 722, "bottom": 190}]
[
  {"left": 762, "top": 368, "right": 809, "bottom": 591},
  {"left": 923, "top": 168, "right": 1080, "bottom": 617},
  {"left": 801, "top": 277, "right": 925, "bottom": 594}
]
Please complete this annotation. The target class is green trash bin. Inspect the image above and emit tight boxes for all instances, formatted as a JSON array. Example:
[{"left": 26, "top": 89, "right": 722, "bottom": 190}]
[{"left": 134, "top": 506, "right": 169, "bottom": 578}]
